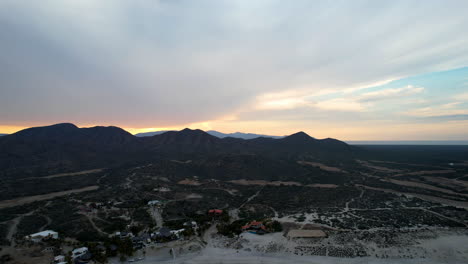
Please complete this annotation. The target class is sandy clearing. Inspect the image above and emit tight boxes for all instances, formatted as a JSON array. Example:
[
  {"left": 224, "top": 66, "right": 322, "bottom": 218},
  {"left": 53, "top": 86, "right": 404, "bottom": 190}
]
[
  {"left": 307, "top": 184, "right": 339, "bottom": 188},
  {"left": 394, "top": 170, "right": 455, "bottom": 177},
  {"left": 203, "top": 188, "right": 238, "bottom": 195},
  {"left": 357, "top": 160, "right": 403, "bottom": 173},
  {"left": 171, "top": 160, "right": 192, "bottom": 164},
  {"left": 297, "top": 161, "right": 345, "bottom": 173},
  {"left": 229, "top": 179, "right": 302, "bottom": 186},
  {"left": 178, "top": 179, "right": 202, "bottom": 186},
  {"left": 185, "top": 194, "right": 203, "bottom": 199},
  {"left": 424, "top": 176, "right": 468, "bottom": 190},
  {"left": 229, "top": 180, "right": 339, "bottom": 188},
  {"left": 0, "top": 185, "right": 99, "bottom": 209},
  {"left": 382, "top": 179, "right": 468, "bottom": 198},
  {"left": 356, "top": 184, "right": 468, "bottom": 209},
  {"left": 21, "top": 168, "right": 105, "bottom": 180}
]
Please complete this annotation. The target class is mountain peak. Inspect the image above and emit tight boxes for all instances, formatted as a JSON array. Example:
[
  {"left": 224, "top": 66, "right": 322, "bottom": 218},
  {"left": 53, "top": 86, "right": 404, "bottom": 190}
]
[
  {"left": 286, "top": 131, "right": 313, "bottom": 139},
  {"left": 50, "top": 123, "right": 78, "bottom": 129},
  {"left": 179, "top": 128, "right": 208, "bottom": 135},
  {"left": 12, "top": 123, "right": 79, "bottom": 138}
]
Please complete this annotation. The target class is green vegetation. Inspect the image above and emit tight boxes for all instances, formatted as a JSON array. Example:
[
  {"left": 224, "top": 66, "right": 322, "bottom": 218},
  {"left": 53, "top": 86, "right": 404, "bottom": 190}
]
[{"left": 16, "top": 215, "right": 48, "bottom": 237}]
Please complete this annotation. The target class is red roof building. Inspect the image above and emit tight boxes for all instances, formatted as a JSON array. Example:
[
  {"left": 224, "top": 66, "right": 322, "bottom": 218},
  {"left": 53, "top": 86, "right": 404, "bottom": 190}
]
[
  {"left": 241, "top": 221, "right": 267, "bottom": 233},
  {"left": 208, "top": 209, "right": 223, "bottom": 216}
]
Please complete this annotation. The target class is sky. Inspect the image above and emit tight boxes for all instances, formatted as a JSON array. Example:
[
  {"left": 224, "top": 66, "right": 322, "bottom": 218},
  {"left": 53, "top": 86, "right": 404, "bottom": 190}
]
[{"left": 1, "top": 0, "right": 468, "bottom": 140}]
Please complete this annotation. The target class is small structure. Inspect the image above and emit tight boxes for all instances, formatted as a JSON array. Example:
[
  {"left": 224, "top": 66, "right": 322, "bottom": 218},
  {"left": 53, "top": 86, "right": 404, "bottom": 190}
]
[
  {"left": 26, "top": 230, "right": 59, "bottom": 242},
  {"left": 157, "top": 227, "right": 172, "bottom": 238},
  {"left": 241, "top": 221, "right": 268, "bottom": 235},
  {"left": 54, "top": 255, "right": 65, "bottom": 263},
  {"left": 74, "top": 251, "right": 93, "bottom": 264},
  {"left": 42, "top": 246, "right": 56, "bottom": 253},
  {"left": 115, "top": 231, "right": 132, "bottom": 239},
  {"left": 109, "top": 244, "right": 118, "bottom": 253},
  {"left": 131, "top": 237, "right": 145, "bottom": 250},
  {"left": 286, "top": 229, "right": 327, "bottom": 239},
  {"left": 183, "top": 221, "right": 198, "bottom": 230},
  {"left": 170, "top": 228, "right": 185, "bottom": 239},
  {"left": 71, "top": 247, "right": 89, "bottom": 259},
  {"left": 148, "top": 200, "right": 162, "bottom": 207},
  {"left": 208, "top": 209, "right": 223, "bottom": 216},
  {"left": 96, "top": 245, "right": 107, "bottom": 255}
]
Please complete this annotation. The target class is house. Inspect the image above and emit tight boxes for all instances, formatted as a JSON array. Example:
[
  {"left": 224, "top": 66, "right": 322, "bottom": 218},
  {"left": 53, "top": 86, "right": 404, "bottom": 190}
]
[
  {"left": 241, "top": 221, "right": 268, "bottom": 235},
  {"left": 26, "top": 230, "right": 59, "bottom": 242},
  {"left": 71, "top": 247, "right": 89, "bottom": 259},
  {"left": 286, "top": 229, "right": 327, "bottom": 239},
  {"left": 208, "top": 209, "right": 223, "bottom": 216}
]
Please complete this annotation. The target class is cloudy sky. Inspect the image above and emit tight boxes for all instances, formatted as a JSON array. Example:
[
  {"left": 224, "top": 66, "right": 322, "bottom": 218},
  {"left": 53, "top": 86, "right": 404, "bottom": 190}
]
[{"left": 1, "top": 0, "right": 468, "bottom": 140}]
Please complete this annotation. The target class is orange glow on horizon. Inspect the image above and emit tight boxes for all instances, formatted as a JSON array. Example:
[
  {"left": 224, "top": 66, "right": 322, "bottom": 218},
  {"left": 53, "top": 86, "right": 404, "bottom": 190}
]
[{"left": 1, "top": 119, "right": 468, "bottom": 141}]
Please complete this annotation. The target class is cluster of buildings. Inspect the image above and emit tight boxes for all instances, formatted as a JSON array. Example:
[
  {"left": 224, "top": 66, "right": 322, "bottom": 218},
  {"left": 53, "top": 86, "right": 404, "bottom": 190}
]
[
  {"left": 241, "top": 221, "right": 268, "bottom": 235},
  {"left": 52, "top": 247, "right": 92, "bottom": 264},
  {"left": 114, "top": 222, "right": 197, "bottom": 250}
]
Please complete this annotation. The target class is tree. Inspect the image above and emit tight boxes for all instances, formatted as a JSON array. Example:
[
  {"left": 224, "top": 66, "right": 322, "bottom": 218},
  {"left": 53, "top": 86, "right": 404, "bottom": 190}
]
[{"left": 270, "top": 221, "right": 283, "bottom": 232}]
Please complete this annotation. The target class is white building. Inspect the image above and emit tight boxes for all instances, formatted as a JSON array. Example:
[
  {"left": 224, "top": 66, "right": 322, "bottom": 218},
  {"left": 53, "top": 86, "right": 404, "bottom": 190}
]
[
  {"left": 72, "top": 247, "right": 89, "bottom": 259},
  {"left": 26, "top": 230, "right": 59, "bottom": 242}
]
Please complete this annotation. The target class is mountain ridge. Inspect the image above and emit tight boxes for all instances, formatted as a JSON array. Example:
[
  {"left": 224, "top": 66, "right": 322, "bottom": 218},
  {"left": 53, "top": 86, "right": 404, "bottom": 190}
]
[
  {"left": 0, "top": 123, "right": 353, "bottom": 178},
  {"left": 136, "top": 130, "right": 283, "bottom": 139}
]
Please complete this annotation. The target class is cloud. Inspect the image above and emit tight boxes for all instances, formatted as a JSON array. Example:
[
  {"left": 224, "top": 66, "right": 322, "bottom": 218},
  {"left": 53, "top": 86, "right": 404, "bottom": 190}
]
[
  {"left": 314, "top": 98, "right": 365, "bottom": 112},
  {"left": 455, "top": 92, "right": 468, "bottom": 101},
  {"left": 403, "top": 106, "right": 468, "bottom": 118},
  {"left": 357, "top": 86, "right": 425, "bottom": 102},
  {"left": 0, "top": 0, "right": 468, "bottom": 128},
  {"left": 440, "top": 102, "right": 463, "bottom": 109}
]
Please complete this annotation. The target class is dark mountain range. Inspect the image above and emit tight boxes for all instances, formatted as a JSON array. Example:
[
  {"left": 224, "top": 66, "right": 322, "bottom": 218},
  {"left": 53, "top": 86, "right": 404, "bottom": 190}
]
[
  {"left": 206, "top": 130, "right": 283, "bottom": 139},
  {"left": 0, "top": 123, "right": 140, "bottom": 178},
  {"left": 135, "top": 130, "right": 172, "bottom": 137},
  {"left": 136, "top": 130, "right": 283, "bottom": 139},
  {"left": 0, "top": 134, "right": 7, "bottom": 136},
  {"left": 0, "top": 123, "right": 353, "bottom": 178}
]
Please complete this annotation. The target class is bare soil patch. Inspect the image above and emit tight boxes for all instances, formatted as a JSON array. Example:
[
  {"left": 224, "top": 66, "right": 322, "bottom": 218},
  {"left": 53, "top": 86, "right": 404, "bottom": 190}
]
[
  {"left": 298, "top": 161, "right": 345, "bottom": 173},
  {"left": 229, "top": 179, "right": 302, "bottom": 186},
  {"left": 423, "top": 176, "right": 468, "bottom": 191},
  {"left": 382, "top": 179, "right": 468, "bottom": 198},
  {"left": 306, "top": 184, "right": 339, "bottom": 188},
  {"left": 393, "top": 170, "right": 455, "bottom": 177},
  {"left": 178, "top": 179, "right": 202, "bottom": 186},
  {"left": 0, "top": 186, "right": 99, "bottom": 209},
  {"left": 356, "top": 184, "right": 468, "bottom": 209},
  {"left": 21, "top": 168, "right": 104, "bottom": 180},
  {"left": 356, "top": 160, "right": 402, "bottom": 173}
]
